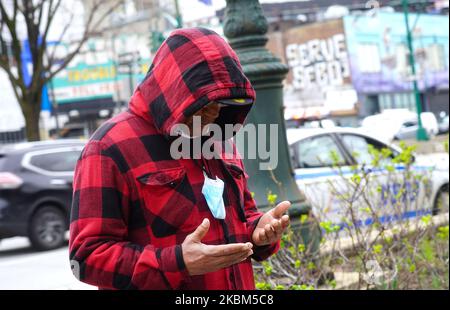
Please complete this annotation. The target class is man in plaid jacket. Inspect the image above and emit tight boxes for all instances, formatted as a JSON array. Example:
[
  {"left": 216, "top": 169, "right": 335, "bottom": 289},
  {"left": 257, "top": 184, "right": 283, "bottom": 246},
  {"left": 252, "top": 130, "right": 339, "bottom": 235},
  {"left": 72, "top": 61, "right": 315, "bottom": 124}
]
[{"left": 69, "top": 27, "right": 290, "bottom": 290}]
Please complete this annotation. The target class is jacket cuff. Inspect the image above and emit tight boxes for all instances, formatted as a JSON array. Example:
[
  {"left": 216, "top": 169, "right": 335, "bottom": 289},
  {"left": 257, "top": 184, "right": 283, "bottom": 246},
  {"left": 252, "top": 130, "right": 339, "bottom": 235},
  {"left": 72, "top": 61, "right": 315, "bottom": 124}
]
[
  {"left": 247, "top": 215, "right": 280, "bottom": 262},
  {"left": 157, "top": 244, "right": 190, "bottom": 289}
]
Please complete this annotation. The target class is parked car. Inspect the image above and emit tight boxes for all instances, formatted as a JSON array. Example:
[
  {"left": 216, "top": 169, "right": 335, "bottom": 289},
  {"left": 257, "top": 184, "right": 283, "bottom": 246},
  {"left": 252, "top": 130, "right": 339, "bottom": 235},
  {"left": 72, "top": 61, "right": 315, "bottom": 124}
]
[
  {"left": 0, "top": 140, "right": 84, "bottom": 250},
  {"left": 361, "top": 110, "right": 438, "bottom": 142},
  {"left": 49, "top": 123, "right": 89, "bottom": 140},
  {"left": 287, "top": 127, "right": 449, "bottom": 228},
  {"left": 438, "top": 115, "right": 449, "bottom": 135}
]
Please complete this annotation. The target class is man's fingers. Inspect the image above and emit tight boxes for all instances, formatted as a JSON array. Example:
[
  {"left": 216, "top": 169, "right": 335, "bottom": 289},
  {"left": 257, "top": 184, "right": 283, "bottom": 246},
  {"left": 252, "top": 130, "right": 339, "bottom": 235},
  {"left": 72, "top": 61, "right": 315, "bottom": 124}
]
[
  {"left": 264, "top": 224, "right": 275, "bottom": 239},
  {"left": 258, "top": 229, "right": 268, "bottom": 243},
  {"left": 281, "top": 214, "right": 290, "bottom": 229},
  {"left": 189, "top": 218, "right": 210, "bottom": 242},
  {"left": 216, "top": 250, "right": 253, "bottom": 269},
  {"left": 271, "top": 219, "right": 282, "bottom": 234},
  {"left": 205, "top": 242, "right": 252, "bottom": 257},
  {"left": 272, "top": 201, "right": 291, "bottom": 219}
]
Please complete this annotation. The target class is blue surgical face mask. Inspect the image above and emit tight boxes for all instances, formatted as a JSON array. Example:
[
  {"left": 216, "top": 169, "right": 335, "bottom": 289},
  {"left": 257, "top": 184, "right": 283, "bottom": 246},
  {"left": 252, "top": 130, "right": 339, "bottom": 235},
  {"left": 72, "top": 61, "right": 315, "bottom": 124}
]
[{"left": 202, "top": 171, "right": 226, "bottom": 220}]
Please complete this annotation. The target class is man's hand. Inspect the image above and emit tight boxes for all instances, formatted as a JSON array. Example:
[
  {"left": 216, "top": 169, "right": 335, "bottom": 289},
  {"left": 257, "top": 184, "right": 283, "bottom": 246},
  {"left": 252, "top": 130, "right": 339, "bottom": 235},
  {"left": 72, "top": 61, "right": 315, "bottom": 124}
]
[
  {"left": 182, "top": 218, "right": 253, "bottom": 276},
  {"left": 252, "top": 201, "right": 291, "bottom": 247}
]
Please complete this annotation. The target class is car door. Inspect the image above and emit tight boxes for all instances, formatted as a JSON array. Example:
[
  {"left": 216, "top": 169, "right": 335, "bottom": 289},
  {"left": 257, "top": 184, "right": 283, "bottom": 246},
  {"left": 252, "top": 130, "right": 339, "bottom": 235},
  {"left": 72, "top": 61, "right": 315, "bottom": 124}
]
[
  {"left": 292, "top": 134, "right": 352, "bottom": 225},
  {"left": 396, "top": 120, "right": 418, "bottom": 140},
  {"left": 337, "top": 133, "right": 430, "bottom": 225},
  {"left": 22, "top": 146, "right": 83, "bottom": 218}
]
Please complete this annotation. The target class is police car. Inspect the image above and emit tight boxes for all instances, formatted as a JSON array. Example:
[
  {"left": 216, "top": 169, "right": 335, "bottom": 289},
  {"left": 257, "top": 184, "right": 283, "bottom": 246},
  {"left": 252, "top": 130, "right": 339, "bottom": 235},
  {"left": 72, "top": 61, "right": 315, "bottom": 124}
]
[{"left": 287, "top": 127, "right": 449, "bottom": 227}]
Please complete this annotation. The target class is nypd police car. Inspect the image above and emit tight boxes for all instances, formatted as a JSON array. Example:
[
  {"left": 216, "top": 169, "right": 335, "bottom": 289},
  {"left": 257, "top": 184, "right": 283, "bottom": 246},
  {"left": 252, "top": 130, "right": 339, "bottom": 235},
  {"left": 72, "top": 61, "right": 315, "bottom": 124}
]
[{"left": 287, "top": 127, "right": 449, "bottom": 227}]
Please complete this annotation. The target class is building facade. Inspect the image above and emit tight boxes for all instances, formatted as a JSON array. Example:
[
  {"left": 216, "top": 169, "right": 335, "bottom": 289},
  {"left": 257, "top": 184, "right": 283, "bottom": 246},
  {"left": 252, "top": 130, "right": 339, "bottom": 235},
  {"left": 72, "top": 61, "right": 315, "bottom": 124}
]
[
  {"left": 266, "top": 11, "right": 449, "bottom": 125},
  {"left": 50, "top": 0, "right": 169, "bottom": 136}
]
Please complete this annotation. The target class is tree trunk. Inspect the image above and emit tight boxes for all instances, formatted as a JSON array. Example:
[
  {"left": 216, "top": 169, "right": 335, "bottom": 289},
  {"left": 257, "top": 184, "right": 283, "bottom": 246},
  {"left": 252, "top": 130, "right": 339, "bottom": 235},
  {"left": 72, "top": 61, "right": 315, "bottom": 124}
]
[{"left": 21, "top": 91, "right": 42, "bottom": 142}]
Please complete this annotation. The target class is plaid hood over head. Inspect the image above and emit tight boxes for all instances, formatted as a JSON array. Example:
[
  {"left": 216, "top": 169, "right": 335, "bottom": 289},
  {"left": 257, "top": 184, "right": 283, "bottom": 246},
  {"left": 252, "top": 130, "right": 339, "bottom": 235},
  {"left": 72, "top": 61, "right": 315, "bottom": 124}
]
[
  {"left": 129, "top": 27, "right": 256, "bottom": 137},
  {"left": 69, "top": 27, "right": 279, "bottom": 291}
]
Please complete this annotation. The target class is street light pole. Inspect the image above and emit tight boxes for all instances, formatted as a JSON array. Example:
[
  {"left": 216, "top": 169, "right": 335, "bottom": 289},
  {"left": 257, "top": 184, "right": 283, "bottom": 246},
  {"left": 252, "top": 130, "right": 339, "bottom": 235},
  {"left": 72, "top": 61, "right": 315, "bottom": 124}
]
[
  {"left": 402, "top": 0, "right": 428, "bottom": 141},
  {"left": 223, "top": 0, "right": 321, "bottom": 254},
  {"left": 174, "top": 0, "right": 183, "bottom": 28},
  {"left": 223, "top": 0, "right": 312, "bottom": 216}
]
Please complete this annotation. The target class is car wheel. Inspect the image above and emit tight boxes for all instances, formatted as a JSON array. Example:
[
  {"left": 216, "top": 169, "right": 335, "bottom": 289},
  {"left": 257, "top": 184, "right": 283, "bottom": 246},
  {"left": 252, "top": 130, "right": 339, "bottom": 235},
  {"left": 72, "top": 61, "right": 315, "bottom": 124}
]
[
  {"left": 433, "top": 185, "right": 449, "bottom": 215},
  {"left": 29, "top": 206, "right": 66, "bottom": 251}
]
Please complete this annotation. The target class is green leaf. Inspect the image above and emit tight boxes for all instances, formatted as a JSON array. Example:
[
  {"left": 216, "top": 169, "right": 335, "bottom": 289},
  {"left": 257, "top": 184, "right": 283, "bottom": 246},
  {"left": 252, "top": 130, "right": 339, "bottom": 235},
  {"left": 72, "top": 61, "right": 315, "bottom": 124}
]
[
  {"left": 266, "top": 192, "right": 278, "bottom": 205},
  {"left": 421, "top": 215, "right": 432, "bottom": 225},
  {"left": 300, "top": 214, "right": 309, "bottom": 224},
  {"left": 297, "top": 244, "right": 305, "bottom": 253},
  {"left": 264, "top": 265, "right": 273, "bottom": 276},
  {"left": 437, "top": 225, "right": 449, "bottom": 240},
  {"left": 373, "top": 244, "right": 383, "bottom": 254},
  {"left": 420, "top": 239, "right": 435, "bottom": 263},
  {"left": 307, "top": 262, "right": 316, "bottom": 270}
]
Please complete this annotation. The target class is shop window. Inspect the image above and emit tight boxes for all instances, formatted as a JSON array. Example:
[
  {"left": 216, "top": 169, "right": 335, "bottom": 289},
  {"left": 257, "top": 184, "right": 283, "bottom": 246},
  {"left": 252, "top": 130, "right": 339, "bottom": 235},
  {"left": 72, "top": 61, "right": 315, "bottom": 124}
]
[
  {"left": 357, "top": 43, "right": 381, "bottom": 73},
  {"left": 426, "top": 43, "right": 446, "bottom": 72}
]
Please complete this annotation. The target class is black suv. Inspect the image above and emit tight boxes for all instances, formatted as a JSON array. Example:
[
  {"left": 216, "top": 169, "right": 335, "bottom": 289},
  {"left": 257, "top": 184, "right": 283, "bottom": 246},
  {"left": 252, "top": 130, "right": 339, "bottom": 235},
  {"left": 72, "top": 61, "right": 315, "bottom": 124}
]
[{"left": 0, "top": 140, "right": 84, "bottom": 250}]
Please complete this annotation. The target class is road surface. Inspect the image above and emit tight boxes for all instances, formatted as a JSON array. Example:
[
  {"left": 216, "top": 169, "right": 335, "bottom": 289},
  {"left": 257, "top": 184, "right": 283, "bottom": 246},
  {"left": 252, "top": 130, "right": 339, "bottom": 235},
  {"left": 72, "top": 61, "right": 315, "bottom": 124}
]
[{"left": 0, "top": 236, "right": 95, "bottom": 290}]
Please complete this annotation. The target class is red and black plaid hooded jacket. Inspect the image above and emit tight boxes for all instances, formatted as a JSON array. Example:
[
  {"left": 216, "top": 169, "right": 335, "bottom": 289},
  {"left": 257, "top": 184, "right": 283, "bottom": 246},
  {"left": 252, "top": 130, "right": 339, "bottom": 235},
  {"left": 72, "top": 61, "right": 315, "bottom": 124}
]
[{"left": 69, "top": 27, "right": 279, "bottom": 290}]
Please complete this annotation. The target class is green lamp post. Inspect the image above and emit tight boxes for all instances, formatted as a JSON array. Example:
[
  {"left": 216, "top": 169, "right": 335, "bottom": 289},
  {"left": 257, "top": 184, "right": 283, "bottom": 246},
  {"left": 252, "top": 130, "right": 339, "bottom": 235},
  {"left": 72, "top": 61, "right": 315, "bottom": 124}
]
[
  {"left": 223, "top": 0, "right": 314, "bottom": 221},
  {"left": 402, "top": 0, "right": 428, "bottom": 141}
]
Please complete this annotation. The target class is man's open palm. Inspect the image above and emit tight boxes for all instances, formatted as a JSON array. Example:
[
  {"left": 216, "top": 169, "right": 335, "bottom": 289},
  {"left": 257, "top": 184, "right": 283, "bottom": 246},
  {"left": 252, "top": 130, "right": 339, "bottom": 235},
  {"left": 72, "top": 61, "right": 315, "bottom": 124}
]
[{"left": 252, "top": 201, "right": 291, "bottom": 246}]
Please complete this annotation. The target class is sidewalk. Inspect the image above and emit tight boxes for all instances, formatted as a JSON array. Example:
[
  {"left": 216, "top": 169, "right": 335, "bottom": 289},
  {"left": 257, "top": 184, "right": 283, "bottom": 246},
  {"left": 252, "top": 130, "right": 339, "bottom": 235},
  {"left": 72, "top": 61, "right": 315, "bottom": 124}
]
[{"left": 394, "top": 134, "right": 449, "bottom": 154}]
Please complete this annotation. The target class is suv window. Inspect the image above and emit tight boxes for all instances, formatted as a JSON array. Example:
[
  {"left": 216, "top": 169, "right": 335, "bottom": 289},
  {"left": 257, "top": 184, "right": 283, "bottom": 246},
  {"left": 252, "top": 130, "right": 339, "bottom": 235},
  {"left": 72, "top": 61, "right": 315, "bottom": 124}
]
[
  {"left": 0, "top": 155, "right": 5, "bottom": 171},
  {"left": 29, "top": 150, "right": 80, "bottom": 172},
  {"left": 297, "top": 135, "right": 345, "bottom": 168}
]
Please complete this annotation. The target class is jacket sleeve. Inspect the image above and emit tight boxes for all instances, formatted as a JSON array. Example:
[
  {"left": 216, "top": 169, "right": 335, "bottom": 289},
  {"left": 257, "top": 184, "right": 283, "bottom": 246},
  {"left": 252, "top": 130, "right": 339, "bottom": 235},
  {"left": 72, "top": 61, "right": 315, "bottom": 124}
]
[
  {"left": 240, "top": 165, "right": 280, "bottom": 261},
  {"left": 69, "top": 141, "right": 188, "bottom": 290}
]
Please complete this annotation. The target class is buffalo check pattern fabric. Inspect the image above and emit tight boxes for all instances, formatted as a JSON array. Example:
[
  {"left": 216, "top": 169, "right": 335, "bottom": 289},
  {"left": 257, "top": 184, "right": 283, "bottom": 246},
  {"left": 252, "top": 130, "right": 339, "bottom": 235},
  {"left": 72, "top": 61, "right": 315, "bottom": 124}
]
[{"left": 69, "top": 27, "right": 279, "bottom": 290}]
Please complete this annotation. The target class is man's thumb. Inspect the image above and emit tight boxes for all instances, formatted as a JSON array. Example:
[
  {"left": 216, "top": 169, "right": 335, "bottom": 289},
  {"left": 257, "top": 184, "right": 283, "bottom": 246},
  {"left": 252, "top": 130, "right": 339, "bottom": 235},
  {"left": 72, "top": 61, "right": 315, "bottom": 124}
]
[
  {"left": 272, "top": 201, "right": 291, "bottom": 218},
  {"left": 190, "top": 218, "right": 210, "bottom": 241}
]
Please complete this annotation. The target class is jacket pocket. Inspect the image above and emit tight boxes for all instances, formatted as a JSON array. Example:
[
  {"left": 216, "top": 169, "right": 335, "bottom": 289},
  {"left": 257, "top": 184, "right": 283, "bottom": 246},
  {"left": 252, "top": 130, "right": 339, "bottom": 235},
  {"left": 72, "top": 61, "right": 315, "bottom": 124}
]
[
  {"left": 137, "top": 167, "right": 186, "bottom": 188},
  {"left": 136, "top": 167, "right": 197, "bottom": 238}
]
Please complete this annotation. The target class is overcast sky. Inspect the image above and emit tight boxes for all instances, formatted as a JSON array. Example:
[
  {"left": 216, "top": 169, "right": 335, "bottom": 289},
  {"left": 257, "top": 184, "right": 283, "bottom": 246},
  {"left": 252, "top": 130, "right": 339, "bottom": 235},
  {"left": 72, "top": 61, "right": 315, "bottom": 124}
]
[{"left": 180, "top": 0, "right": 311, "bottom": 22}]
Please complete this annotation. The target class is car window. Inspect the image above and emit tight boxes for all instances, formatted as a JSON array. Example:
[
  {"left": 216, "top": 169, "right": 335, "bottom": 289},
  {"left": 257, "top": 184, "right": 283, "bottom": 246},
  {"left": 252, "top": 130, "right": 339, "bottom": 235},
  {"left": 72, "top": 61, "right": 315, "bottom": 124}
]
[
  {"left": 341, "top": 134, "right": 396, "bottom": 165},
  {"left": 403, "top": 121, "right": 417, "bottom": 128},
  {"left": 341, "top": 135, "right": 374, "bottom": 165},
  {"left": 0, "top": 155, "right": 6, "bottom": 171},
  {"left": 297, "top": 135, "right": 345, "bottom": 168},
  {"left": 29, "top": 150, "right": 80, "bottom": 172}
]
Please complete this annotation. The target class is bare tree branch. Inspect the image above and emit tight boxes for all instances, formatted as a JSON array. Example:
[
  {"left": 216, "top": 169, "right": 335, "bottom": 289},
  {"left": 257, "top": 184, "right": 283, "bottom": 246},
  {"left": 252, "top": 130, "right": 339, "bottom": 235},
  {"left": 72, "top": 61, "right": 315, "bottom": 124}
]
[
  {"left": 42, "top": 0, "right": 61, "bottom": 44},
  {"left": 44, "top": 2, "right": 75, "bottom": 70},
  {"left": 44, "top": 0, "right": 124, "bottom": 83},
  {"left": 0, "top": 0, "right": 26, "bottom": 97},
  {"left": 0, "top": 0, "right": 125, "bottom": 140}
]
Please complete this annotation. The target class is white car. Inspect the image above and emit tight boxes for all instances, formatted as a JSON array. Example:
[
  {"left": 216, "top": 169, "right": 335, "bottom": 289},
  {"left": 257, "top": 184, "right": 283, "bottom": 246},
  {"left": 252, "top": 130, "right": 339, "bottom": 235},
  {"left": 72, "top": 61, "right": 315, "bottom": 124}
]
[
  {"left": 361, "top": 110, "right": 439, "bottom": 142},
  {"left": 287, "top": 127, "right": 449, "bottom": 227}
]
